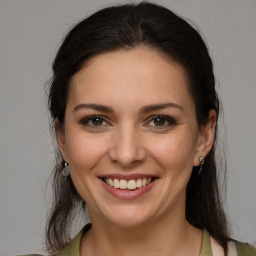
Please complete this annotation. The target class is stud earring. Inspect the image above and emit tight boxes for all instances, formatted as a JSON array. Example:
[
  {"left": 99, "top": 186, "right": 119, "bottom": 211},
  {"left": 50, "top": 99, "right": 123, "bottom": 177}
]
[
  {"left": 198, "top": 155, "right": 204, "bottom": 175},
  {"left": 62, "top": 161, "right": 70, "bottom": 177}
]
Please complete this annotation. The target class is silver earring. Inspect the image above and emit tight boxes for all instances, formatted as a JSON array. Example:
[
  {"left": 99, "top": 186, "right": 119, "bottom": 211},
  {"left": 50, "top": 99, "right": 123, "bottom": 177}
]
[
  {"left": 62, "top": 162, "right": 70, "bottom": 177},
  {"left": 198, "top": 155, "right": 204, "bottom": 175}
]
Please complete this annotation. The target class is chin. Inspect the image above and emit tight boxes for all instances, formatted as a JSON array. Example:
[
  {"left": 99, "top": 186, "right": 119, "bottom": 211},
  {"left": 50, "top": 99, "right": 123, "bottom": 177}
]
[{"left": 98, "top": 205, "right": 155, "bottom": 228}]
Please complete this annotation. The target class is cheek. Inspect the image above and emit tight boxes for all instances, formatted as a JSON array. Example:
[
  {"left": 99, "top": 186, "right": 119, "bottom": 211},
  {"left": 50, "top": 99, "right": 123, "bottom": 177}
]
[
  {"left": 65, "top": 133, "right": 110, "bottom": 205},
  {"left": 65, "top": 132, "right": 109, "bottom": 171},
  {"left": 148, "top": 131, "right": 197, "bottom": 172}
]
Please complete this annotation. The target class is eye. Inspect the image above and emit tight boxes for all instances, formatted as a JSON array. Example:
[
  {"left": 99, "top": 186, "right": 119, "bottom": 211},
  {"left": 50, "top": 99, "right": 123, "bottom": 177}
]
[
  {"left": 80, "top": 115, "right": 108, "bottom": 127},
  {"left": 147, "top": 115, "right": 177, "bottom": 128}
]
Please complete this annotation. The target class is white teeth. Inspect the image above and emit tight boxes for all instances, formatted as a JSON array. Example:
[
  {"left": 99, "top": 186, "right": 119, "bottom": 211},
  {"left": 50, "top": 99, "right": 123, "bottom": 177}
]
[
  {"left": 108, "top": 178, "right": 114, "bottom": 187},
  {"left": 136, "top": 179, "right": 143, "bottom": 188},
  {"left": 105, "top": 178, "right": 112, "bottom": 186},
  {"left": 113, "top": 178, "right": 119, "bottom": 188},
  {"left": 120, "top": 179, "right": 128, "bottom": 189},
  {"left": 104, "top": 177, "right": 153, "bottom": 190},
  {"left": 128, "top": 180, "right": 136, "bottom": 190},
  {"left": 147, "top": 178, "right": 152, "bottom": 183}
]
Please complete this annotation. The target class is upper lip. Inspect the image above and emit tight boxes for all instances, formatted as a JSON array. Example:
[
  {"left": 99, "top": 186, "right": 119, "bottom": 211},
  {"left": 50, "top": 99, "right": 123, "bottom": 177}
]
[{"left": 98, "top": 173, "right": 158, "bottom": 181}]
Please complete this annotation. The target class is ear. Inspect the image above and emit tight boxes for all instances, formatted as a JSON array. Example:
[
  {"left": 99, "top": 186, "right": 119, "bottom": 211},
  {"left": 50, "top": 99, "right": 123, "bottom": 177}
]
[
  {"left": 54, "top": 119, "right": 68, "bottom": 162},
  {"left": 193, "top": 109, "right": 217, "bottom": 166}
]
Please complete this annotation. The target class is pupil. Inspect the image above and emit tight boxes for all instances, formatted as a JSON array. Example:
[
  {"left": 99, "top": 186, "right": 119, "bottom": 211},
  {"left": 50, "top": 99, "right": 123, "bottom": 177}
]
[
  {"left": 154, "top": 118, "right": 165, "bottom": 126},
  {"left": 92, "top": 118, "right": 103, "bottom": 126}
]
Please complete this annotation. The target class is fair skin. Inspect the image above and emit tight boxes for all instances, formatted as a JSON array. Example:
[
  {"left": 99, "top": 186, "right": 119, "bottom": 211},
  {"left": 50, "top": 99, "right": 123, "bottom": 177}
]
[{"left": 56, "top": 47, "right": 217, "bottom": 256}]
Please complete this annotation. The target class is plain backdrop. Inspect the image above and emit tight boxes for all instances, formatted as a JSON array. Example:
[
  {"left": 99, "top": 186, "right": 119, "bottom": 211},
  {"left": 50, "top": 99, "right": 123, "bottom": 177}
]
[{"left": 0, "top": 0, "right": 255, "bottom": 255}]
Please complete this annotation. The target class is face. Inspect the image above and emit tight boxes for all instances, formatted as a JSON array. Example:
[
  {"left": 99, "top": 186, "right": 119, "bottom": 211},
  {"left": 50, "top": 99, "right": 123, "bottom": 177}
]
[{"left": 56, "top": 47, "right": 215, "bottom": 227}]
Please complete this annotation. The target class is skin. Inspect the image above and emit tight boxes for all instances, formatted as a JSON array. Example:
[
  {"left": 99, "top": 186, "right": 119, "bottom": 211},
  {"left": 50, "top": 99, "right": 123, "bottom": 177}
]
[{"left": 56, "top": 47, "right": 217, "bottom": 256}]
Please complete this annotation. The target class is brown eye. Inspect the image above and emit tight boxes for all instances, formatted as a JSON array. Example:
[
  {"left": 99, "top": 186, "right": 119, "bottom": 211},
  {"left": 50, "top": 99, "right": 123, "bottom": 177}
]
[
  {"left": 148, "top": 115, "right": 178, "bottom": 129},
  {"left": 153, "top": 118, "right": 166, "bottom": 126},
  {"left": 90, "top": 117, "right": 104, "bottom": 126},
  {"left": 80, "top": 115, "right": 107, "bottom": 127}
]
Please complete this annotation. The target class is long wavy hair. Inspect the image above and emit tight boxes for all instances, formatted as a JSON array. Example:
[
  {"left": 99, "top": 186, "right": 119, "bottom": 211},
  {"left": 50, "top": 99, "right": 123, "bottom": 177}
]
[{"left": 46, "top": 1, "right": 229, "bottom": 254}]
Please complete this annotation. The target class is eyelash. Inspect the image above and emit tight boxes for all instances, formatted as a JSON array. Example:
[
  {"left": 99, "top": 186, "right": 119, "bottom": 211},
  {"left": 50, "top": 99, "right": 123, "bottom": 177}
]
[{"left": 80, "top": 115, "right": 178, "bottom": 129}]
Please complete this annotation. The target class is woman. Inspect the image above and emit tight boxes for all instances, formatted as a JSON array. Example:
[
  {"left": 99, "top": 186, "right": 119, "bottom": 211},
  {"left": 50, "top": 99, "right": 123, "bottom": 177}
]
[{"left": 21, "top": 2, "right": 256, "bottom": 256}]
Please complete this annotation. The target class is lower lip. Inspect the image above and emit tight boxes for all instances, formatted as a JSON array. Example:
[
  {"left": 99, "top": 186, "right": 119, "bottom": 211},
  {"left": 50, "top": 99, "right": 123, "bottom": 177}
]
[{"left": 100, "top": 179, "right": 156, "bottom": 199}]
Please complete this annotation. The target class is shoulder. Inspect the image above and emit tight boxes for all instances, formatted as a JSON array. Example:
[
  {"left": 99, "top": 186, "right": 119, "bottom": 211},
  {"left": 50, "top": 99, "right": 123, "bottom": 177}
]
[
  {"left": 203, "top": 229, "right": 256, "bottom": 256},
  {"left": 233, "top": 239, "right": 256, "bottom": 256}
]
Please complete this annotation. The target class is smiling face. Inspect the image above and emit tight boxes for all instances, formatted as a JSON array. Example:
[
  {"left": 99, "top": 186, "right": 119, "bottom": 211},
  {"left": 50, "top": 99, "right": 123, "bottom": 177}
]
[{"left": 56, "top": 47, "right": 216, "bottom": 228}]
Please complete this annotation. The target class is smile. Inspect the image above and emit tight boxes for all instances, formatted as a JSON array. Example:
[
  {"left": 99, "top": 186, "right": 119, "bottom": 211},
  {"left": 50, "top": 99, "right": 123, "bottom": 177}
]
[
  {"left": 100, "top": 175, "right": 157, "bottom": 199},
  {"left": 103, "top": 177, "right": 153, "bottom": 190}
]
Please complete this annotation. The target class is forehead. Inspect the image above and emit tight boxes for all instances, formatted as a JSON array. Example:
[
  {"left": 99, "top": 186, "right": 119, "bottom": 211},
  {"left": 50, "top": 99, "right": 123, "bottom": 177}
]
[{"left": 68, "top": 47, "right": 194, "bottom": 111}]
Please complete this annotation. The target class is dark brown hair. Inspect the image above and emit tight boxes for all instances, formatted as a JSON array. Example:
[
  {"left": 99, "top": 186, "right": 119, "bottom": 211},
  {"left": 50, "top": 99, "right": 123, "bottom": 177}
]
[{"left": 46, "top": 1, "right": 229, "bottom": 254}]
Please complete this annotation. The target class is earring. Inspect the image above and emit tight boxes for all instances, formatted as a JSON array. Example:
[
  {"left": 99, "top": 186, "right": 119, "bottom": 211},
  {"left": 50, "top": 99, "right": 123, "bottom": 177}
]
[
  {"left": 62, "top": 161, "right": 70, "bottom": 177},
  {"left": 198, "top": 155, "right": 204, "bottom": 175}
]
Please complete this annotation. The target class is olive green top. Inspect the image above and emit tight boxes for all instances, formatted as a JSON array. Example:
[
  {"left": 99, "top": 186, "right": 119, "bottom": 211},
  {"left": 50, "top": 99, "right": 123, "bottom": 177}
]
[{"left": 18, "top": 224, "right": 256, "bottom": 256}]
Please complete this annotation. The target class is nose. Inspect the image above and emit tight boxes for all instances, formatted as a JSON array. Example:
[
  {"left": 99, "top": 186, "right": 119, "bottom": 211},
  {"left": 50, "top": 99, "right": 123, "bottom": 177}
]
[{"left": 108, "top": 124, "right": 147, "bottom": 168}]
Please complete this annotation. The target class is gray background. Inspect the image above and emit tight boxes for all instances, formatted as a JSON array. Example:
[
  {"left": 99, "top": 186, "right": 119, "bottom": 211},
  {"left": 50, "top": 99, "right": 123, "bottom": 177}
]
[{"left": 0, "top": 0, "right": 255, "bottom": 255}]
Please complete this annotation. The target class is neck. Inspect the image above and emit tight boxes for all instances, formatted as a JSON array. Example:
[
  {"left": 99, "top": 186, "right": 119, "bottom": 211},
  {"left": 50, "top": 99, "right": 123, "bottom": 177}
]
[{"left": 81, "top": 212, "right": 202, "bottom": 256}]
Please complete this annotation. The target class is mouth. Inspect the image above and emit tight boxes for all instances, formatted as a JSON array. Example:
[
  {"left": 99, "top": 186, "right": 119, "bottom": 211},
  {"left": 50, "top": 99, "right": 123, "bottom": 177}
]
[{"left": 102, "top": 177, "right": 154, "bottom": 190}]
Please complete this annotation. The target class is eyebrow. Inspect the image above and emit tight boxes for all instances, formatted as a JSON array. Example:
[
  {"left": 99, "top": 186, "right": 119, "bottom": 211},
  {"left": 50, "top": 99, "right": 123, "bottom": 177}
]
[
  {"left": 139, "top": 103, "right": 184, "bottom": 114},
  {"left": 72, "top": 102, "right": 184, "bottom": 114},
  {"left": 73, "top": 103, "right": 114, "bottom": 113}
]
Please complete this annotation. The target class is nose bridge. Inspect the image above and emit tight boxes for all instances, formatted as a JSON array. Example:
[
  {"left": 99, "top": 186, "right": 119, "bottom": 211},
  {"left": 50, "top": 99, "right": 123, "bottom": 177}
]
[{"left": 109, "top": 121, "right": 146, "bottom": 167}]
